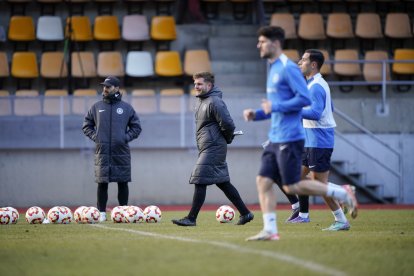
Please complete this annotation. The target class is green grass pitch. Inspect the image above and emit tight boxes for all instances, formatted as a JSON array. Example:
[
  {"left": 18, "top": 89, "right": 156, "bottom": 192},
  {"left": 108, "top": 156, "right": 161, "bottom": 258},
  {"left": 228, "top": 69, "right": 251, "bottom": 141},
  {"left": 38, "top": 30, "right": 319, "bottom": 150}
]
[{"left": 1, "top": 209, "right": 414, "bottom": 276}]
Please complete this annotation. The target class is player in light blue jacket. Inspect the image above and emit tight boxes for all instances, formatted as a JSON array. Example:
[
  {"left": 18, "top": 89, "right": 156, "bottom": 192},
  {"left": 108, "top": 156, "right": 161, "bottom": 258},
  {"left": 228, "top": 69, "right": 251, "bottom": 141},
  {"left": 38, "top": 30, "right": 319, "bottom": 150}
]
[{"left": 243, "top": 26, "right": 358, "bottom": 241}]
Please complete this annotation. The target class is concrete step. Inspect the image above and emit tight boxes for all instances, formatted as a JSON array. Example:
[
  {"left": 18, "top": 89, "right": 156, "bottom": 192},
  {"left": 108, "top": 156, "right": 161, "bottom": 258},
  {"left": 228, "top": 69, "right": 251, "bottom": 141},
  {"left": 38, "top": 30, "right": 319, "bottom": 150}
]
[
  {"left": 212, "top": 60, "right": 267, "bottom": 74},
  {"left": 215, "top": 73, "right": 266, "bottom": 88},
  {"left": 209, "top": 37, "right": 258, "bottom": 61}
]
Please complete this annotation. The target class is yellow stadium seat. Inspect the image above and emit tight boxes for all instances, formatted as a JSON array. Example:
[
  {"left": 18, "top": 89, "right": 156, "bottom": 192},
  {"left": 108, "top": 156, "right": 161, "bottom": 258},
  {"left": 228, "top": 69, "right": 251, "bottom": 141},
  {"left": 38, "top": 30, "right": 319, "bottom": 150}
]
[
  {"left": 94, "top": 15, "right": 121, "bottom": 41},
  {"left": 298, "top": 13, "right": 326, "bottom": 41},
  {"left": 155, "top": 51, "right": 183, "bottom": 77},
  {"left": 270, "top": 13, "right": 297, "bottom": 40},
  {"left": 66, "top": 16, "right": 93, "bottom": 42},
  {"left": 150, "top": 16, "right": 177, "bottom": 41},
  {"left": 71, "top": 51, "right": 97, "bottom": 78},
  {"left": 97, "top": 51, "right": 125, "bottom": 78},
  {"left": 0, "top": 52, "right": 9, "bottom": 78},
  {"left": 8, "top": 16, "right": 35, "bottom": 42},
  {"left": 392, "top": 49, "right": 414, "bottom": 75},
  {"left": 11, "top": 52, "right": 39, "bottom": 79},
  {"left": 41, "top": 52, "right": 67, "bottom": 79}
]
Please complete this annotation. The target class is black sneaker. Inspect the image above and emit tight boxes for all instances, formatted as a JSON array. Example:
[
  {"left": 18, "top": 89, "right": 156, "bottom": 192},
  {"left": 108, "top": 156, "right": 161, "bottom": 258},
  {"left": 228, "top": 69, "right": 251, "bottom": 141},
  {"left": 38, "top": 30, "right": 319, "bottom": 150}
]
[
  {"left": 285, "top": 207, "right": 299, "bottom": 223},
  {"left": 236, "top": 212, "right": 254, "bottom": 225},
  {"left": 172, "top": 217, "right": 196, "bottom": 227}
]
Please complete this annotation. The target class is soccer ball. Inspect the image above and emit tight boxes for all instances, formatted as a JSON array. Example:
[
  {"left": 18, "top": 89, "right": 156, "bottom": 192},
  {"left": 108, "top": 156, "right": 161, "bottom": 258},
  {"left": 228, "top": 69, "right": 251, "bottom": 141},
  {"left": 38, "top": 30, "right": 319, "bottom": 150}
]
[
  {"left": 124, "top": 206, "right": 145, "bottom": 223},
  {"left": 59, "top": 206, "right": 73, "bottom": 224},
  {"left": 111, "top": 206, "right": 127, "bottom": 223},
  {"left": 47, "top": 206, "right": 63, "bottom": 224},
  {"left": 25, "top": 206, "right": 46, "bottom": 224},
  {"left": 216, "top": 205, "right": 235, "bottom": 223},
  {"left": 0, "top": 207, "right": 19, "bottom": 225},
  {"left": 143, "top": 205, "right": 162, "bottom": 223},
  {"left": 73, "top": 206, "right": 87, "bottom": 223},
  {"left": 81, "top": 207, "right": 100, "bottom": 224}
]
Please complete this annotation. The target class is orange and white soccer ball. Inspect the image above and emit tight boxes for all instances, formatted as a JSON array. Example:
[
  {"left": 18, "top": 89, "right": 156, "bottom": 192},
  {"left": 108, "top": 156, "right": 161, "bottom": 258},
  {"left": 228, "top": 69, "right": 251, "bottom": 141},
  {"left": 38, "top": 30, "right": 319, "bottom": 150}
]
[
  {"left": 25, "top": 206, "right": 46, "bottom": 224},
  {"left": 216, "top": 205, "right": 235, "bottom": 223},
  {"left": 73, "top": 206, "right": 87, "bottom": 223},
  {"left": 143, "top": 205, "right": 162, "bottom": 223},
  {"left": 111, "top": 206, "right": 127, "bottom": 223},
  {"left": 0, "top": 207, "right": 19, "bottom": 224},
  {"left": 124, "top": 206, "right": 145, "bottom": 223},
  {"left": 81, "top": 207, "right": 100, "bottom": 224}
]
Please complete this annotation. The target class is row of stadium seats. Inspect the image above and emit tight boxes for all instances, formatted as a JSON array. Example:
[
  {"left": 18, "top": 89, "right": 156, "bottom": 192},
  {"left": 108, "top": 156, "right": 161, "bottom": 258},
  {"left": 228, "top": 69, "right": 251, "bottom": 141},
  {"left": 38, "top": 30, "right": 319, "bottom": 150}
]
[
  {"left": 2, "top": 15, "right": 176, "bottom": 50},
  {"left": 0, "top": 49, "right": 211, "bottom": 89},
  {"left": 1, "top": 48, "right": 412, "bottom": 91},
  {"left": 0, "top": 88, "right": 195, "bottom": 116}
]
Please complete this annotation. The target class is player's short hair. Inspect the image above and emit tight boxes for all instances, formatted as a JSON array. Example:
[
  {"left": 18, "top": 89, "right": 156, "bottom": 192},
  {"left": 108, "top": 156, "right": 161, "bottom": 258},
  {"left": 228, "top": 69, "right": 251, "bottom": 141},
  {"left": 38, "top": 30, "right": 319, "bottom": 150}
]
[
  {"left": 305, "top": 49, "right": 325, "bottom": 70},
  {"left": 193, "top": 71, "right": 215, "bottom": 85},
  {"left": 257, "top": 26, "right": 285, "bottom": 47}
]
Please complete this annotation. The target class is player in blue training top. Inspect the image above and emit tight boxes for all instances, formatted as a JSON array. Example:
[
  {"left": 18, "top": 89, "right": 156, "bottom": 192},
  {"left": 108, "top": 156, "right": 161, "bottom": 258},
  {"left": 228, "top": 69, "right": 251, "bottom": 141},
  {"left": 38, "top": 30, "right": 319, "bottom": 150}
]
[
  {"left": 285, "top": 49, "right": 356, "bottom": 231},
  {"left": 243, "top": 26, "right": 358, "bottom": 241}
]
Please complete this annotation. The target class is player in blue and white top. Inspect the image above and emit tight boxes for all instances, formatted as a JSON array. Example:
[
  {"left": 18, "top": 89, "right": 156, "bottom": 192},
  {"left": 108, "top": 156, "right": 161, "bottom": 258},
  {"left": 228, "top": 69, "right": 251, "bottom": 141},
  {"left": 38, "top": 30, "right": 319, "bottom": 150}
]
[
  {"left": 287, "top": 49, "right": 353, "bottom": 231},
  {"left": 243, "top": 27, "right": 358, "bottom": 241}
]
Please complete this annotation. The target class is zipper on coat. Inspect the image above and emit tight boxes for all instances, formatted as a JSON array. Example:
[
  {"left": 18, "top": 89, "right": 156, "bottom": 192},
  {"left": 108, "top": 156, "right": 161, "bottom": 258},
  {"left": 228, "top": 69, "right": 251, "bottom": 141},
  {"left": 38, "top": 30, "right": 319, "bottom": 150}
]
[{"left": 109, "top": 103, "right": 112, "bottom": 181}]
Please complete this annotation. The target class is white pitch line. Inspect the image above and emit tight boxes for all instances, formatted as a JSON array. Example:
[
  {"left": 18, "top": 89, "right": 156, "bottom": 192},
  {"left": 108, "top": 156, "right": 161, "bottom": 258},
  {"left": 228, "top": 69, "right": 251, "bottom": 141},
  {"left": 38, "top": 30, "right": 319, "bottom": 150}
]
[{"left": 91, "top": 224, "right": 347, "bottom": 276}]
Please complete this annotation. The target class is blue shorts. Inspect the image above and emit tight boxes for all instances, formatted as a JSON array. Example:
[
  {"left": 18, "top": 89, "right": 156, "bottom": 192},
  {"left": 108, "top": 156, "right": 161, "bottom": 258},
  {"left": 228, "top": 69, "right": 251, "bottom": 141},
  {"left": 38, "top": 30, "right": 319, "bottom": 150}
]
[
  {"left": 258, "top": 140, "right": 304, "bottom": 186},
  {"left": 302, "top": 147, "right": 333, "bottom": 173}
]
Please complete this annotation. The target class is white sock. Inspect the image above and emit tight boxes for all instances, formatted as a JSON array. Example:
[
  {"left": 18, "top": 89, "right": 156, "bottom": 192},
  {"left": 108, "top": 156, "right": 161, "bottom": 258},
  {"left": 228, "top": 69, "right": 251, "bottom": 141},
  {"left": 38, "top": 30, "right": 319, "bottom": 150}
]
[
  {"left": 292, "top": 202, "right": 299, "bottom": 209},
  {"left": 263, "top": 213, "right": 277, "bottom": 234},
  {"left": 326, "top": 185, "right": 348, "bottom": 202},
  {"left": 299, "top": 212, "right": 309, "bottom": 218},
  {"left": 332, "top": 208, "right": 347, "bottom": 223}
]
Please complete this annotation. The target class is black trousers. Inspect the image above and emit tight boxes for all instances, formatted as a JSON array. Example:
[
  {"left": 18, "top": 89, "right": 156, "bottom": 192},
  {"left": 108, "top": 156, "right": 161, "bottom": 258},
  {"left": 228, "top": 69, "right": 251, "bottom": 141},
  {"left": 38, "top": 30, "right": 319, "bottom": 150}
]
[
  {"left": 97, "top": 182, "right": 129, "bottom": 212},
  {"left": 187, "top": 182, "right": 250, "bottom": 221}
]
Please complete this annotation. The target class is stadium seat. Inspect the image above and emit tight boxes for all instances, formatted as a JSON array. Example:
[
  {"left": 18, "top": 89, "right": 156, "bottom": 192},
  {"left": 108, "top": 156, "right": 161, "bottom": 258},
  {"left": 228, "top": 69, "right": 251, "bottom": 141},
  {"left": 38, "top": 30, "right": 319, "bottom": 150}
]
[
  {"left": 131, "top": 89, "right": 157, "bottom": 114},
  {"left": 184, "top": 49, "right": 211, "bottom": 76},
  {"left": 333, "top": 49, "right": 361, "bottom": 92},
  {"left": 66, "top": 16, "right": 93, "bottom": 42},
  {"left": 43, "top": 89, "right": 70, "bottom": 115},
  {"left": 122, "top": 14, "right": 150, "bottom": 50},
  {"left": 97, "top": 51, "right": 125, "bottom": 78},
  {"left": 94, "top": 15, "right": 120, "bottom": 41},
  {"left": 392, "top": 49, "right": 414, "bottom": 74},
  {"left": 155, "top": 51, "right": 183, "bottom": 77},
  {"left": 270, "top": 13, "right": 297, "bottom": 40},
  {"left": 159, "top": 88, "right": 184, "bottom": 114},
  {"left": 71, "top": 51, "right": 97, "bottom": 78},
  {"left": 283, "top": 49, "right": 300, "bottom": 62},
  {"left": 14, "top": 90, "right": 42, "bottom": 116},
  {"left": 72, "top": 89, "right": 98, "bottom": 115},
  {"left": 392, "top": 48, "right": 414, "bottom": 92},
  {"left": 355, "top": 13, "right": 383, "bottom": 53},
  {"left": 37, "top": 16, "right": 64, "bottom": 42},
  {"left": 385, "top": 13, "right": 413, "bottom": 52},
  {"left": 41, "top": 52, "right": 68, "bottom": 89},
  {"left": 11, "top": 52, "right": 39, "bottom": 90},
  {"left": 125, "top": 51, "right": 154, "bottom": 77},
  {"left": 8, "top": 16, "right": 36, "bottom": 49},
  {"left": 298, "top": 13, "right": 326, "bottom": 51},
  {"left": 319, "top": 49, "right": 332, "bottom": 77},
  {"left": 0, "top": 90, "right": 12, "bottom": 116},
  {"left": 151, "top": 16, "right": 176, "bottom": 49},
  {"left": 0, "top": 52, "right": 10, "bottom": 81},
  {"left": 363, "top": 51, "right": 390, "bottom": 92},
  {"left": 326, "top": 13, "right": 354, "bottom": 51}
]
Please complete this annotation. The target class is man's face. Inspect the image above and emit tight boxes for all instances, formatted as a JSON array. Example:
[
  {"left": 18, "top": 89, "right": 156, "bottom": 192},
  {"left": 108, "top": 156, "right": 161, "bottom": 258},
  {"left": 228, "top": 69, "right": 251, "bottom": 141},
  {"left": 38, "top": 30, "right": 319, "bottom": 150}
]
[
  {"left": 102, "top": 84, "right": 117, "bottom": 97},
  {"left": 194, "top": 78, "right": 212, "bottom": 96},
  {"left": 257, "top": 35, "right": 277, "bottom": 60},
  {"left": 298, "top": 52, "right": 312, "bottom": 77}
]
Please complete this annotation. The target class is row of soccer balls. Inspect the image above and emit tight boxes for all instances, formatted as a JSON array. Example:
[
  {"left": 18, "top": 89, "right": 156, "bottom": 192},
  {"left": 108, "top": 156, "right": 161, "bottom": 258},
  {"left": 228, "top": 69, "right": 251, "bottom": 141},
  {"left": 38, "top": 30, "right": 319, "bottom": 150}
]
[
  {"left": 0, "top": 205, "right": 236, "bottom": 224},
  {"left": 0, "top": 205, "right": 162, "bottom": 224}
]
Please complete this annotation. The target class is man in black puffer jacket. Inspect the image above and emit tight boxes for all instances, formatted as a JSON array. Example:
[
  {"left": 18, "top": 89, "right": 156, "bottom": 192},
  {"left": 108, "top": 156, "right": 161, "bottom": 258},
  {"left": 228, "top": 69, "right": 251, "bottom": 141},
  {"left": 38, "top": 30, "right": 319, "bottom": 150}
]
[
  {"left": 172, "top": 72, "right": 254, "bottom": 227},
  {"left": 83, "top": 76, "right": 142, "bottom": 222}
]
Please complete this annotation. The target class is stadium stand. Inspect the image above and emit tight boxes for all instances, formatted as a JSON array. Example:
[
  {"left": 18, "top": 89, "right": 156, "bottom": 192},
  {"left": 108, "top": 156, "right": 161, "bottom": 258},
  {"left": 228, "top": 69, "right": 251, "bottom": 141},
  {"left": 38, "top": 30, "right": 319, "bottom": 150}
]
[
  {"left": 126, "top": 51, "right": 154, "bottom": 78},
  {"left": 298, "top": 13, "right": 326, "bottom": 51},
  {"left": 150, "top": 15, "right": 177, "bottom": 50},
  {"left": 155, "top": 51, "right": 183, "bottom": 77},
  {"left": 333, "top": 49, "right": 362, "bottom": 92},
  {"left": 392, "top": 48, "right": 414, "bottom": 91},
  {"left": 122, "top": 14, "right": 150, "bottom": 50},
  {"left": 319, "top": 49, "right": 332, "bottom": 77},
  {"left": 0, "top": 90, "right": 12, "bottom": 116},
  {"left": 8, "top": 16, "right": 35, "bottom": 50},
  {"left": 14, "top": 90, "right": 42, "bottom": 116},
  {"left": 97, "top": 51, "right": 125, "bottom": 79},
  {"left": 326, "top": 13, "right": 354, "bottom": 51},
  {"left": 283, "top": 49, "right": 300, "bottom": 62},
  {"left": 66, "top": 15, "right": 93, "bottom": 44},
  {"left": 159, "top": 88, "right": 185, "bottom": 114},
  {"left": 363, "top": 50, "right": 391, "bottom": 92},
  {"left": 11, "top": 51, "right": 39, "bottom": 90},
  {"left": 355, "top": 13, "right": 383, "bottom": 53},
  {"left": 269, "top": 13, "right": 297, "bottom": 48},
  {"left": 130, "top": 89, "right": 157, "bottom": 114},
  {"left": 40, "top": 52, "right": 68, "bottom": 89},
  {"left": 385, "top": 13, "right": 413, "bottom": 53},
  {"left": 93, "top": 15, "right": 121, "bottom": 50},
  {"left": 71, "top": 51, "right": 97, "bottom": 89},
  {"left": 72, "top": 88, "right": 97, "bottom": 115},
  {"left": 0, "top": 52, "right": 10, "bottom": 88},
  {"left": 184, "top": 49, "right": 212, "bottom": 76},
  {"left": 43, "top": 89, "right": 70, "bottom": 115}
]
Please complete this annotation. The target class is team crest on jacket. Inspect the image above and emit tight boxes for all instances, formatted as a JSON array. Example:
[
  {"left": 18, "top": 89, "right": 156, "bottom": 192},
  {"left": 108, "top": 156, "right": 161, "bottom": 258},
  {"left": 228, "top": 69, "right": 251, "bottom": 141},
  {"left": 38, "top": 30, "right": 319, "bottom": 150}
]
[
  {"left": 272, "top": 73, "right": 280, "bottom": 84},
  {"left": 117, "top": 108, "right": 123, "bottom": 114}
]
